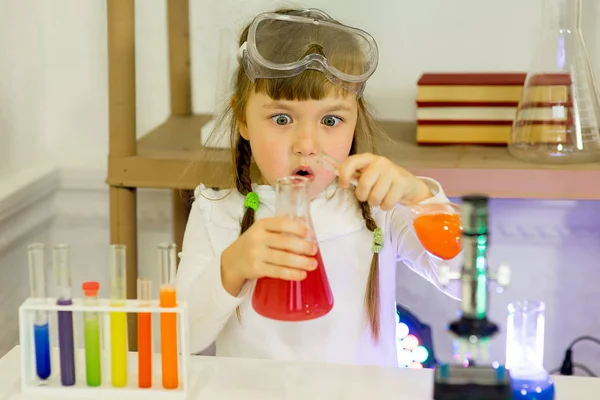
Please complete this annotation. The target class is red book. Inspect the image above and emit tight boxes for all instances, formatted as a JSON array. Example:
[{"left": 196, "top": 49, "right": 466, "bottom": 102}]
[{"left": 417, "top": 73, "right": 527, "bottom": 86}]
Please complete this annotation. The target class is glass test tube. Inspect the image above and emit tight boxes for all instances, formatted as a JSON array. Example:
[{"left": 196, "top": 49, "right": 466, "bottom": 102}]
[
  {"left": 159, "top": 243, "right": 179, "bottom": 389},
  {"left": 54, "top": 244, "right": 76, "bottom": 386},
  {"left": 137, "top": 278, "right": 152, "bottom": 388},
  {"left": 82, "top": 281, "right": 102, "bottom": 386},
  {"left": 109, "top": 244, "right": 128, "bottom": 387},
  {"left": 505, "top": 301, "right": 547, "bottom": 374},
  {"left": 28, "top": 243, "right": 51, "bottom": 380}
]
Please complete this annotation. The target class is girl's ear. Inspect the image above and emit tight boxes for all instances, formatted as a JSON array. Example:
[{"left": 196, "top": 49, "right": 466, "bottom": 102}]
[
  {"left": 238, "top": 120, "right": 249, "bottom": 140},
  {"left": 230, "top": 95, "right": 250, "bottom": 140}
]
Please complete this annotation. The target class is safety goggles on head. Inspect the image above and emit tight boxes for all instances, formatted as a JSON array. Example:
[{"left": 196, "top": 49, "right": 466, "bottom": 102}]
[{"left": 237, "top": 9, "right": 379, "bottom": 97}]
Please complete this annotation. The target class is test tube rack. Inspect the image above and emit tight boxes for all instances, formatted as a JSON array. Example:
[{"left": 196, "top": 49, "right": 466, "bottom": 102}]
[{"left": 18, "top": 297, "right": 190, "bottom": 398}]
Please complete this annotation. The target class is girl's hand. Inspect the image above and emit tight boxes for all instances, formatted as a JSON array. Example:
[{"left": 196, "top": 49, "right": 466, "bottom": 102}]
[
  {"left": 220, "top": 217, "right": 318, "bottom": 296},
  {"left": 337, "top": 153, "right": 433, "bottom": 210}
]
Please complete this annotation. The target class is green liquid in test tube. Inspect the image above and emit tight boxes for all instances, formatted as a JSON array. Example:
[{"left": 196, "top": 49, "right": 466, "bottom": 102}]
[{"left": 82, "top": 281, "right": 102, "bottom": 386}]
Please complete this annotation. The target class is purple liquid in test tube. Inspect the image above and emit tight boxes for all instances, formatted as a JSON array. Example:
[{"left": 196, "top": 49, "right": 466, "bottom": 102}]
[{"left": 54, "top": 244, "right": 76, "bottom": 386}]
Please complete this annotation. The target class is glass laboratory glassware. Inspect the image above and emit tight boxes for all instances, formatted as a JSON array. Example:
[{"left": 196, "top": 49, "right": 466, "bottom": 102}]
[
  {"left": 109, "top": 244, "right": 128, "bottom": 388},
  {"left": 506, "top": 301, "right": 555, "bottom": 400},
  {"left": 405, "top": 203, "right": 462, "bottom": 261},
  {"left": 252, "top": 176, "right": 334, "bottom": 321},
  {"left": 318, "top": 152, "right": 462, "bottom": 260},
  {"left": 508, "top": 0, "right": 600, "bottom": 164},
  {"left": 158, "top": 243, "right": 179, "bottom": 390},
  {"left": 28, "top": 243, "right": 51, "bottom": 381},
  {"left": 82, "top": 281, "right": 102, "bottom": 387},
  {"left": 137, "top": 278, "right": 153, "bottom": 389},
  {"left": 54, "top": 244, "right": 75, "bottom": 386}
]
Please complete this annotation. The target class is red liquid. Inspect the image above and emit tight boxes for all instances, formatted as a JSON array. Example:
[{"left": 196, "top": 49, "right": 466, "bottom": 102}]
[
  {"left": 413, "top": 213, "right": 462, "bottom": 260},
  {"left": 252, "top": 249, "right": 334, "bottom": 321}
]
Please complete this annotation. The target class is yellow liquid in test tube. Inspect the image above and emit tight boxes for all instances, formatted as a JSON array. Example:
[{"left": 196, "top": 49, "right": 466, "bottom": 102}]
[
  {"left": 108, "top": 244, "right": 128, "bottom": 387},
  {"left": 110, "top": 308, "right": 128, "bottom": 387}
]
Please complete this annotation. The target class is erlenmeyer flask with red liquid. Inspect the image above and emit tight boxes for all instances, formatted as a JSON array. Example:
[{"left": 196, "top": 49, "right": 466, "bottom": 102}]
[{"left": 251, "top": 176, "right": 334, "bottom": 321}]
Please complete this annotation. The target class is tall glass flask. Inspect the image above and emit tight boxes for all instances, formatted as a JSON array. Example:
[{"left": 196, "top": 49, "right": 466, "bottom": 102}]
[
  {"left": 506, "top": 301, "right": 555, "bottom": 400},
  {"left": 509, "top": 0, "right": 600, "bottom": 163},
  {"left": 252, "top": 176, "right": 334, "bottom": 321}
]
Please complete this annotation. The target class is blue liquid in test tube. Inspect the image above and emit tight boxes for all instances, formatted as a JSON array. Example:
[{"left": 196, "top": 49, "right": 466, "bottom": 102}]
[{"left": 28, "top": 243, "right": 51, "bottom": 380}]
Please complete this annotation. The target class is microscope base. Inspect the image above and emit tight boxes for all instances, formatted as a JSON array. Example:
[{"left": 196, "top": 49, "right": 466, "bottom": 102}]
[{"left": 433, "top": 363, "right": 512, "bottom": 400}]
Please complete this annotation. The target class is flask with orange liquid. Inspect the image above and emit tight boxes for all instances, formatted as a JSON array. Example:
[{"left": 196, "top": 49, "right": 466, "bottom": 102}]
[
  {"left": 318, "top": 152, "right": 463, "bottom": 260},
  {"left": 251, "top": 176, "right": 334, "bottom": 321}
]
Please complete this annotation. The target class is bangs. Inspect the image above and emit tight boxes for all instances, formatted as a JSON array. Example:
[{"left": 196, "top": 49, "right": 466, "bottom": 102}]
[{"left": 252, "top": 70, "right": 352, "bottom": 101}]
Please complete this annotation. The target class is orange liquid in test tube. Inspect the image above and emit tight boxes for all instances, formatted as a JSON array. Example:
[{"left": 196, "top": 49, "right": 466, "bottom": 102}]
[
  {"left": 137, "top": 278, "right": 152, "bottom": 389},
  {"left": 160, "top": 286, "right": 178, "bottom": 389},
  {"left": 413, "top": 213, "right": 462, "bottom": 260},
  {"left": 158, "top": 243, "right": 179, "bottom": 390}
]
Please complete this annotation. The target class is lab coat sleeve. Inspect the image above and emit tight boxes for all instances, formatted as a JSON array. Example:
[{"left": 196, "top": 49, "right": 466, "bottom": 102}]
[
  {"left": 388, "top": 177, "right": 462, "bottom": 300},
  {"left": 175, "top": 194, "right": 251, "bottom": 354}
]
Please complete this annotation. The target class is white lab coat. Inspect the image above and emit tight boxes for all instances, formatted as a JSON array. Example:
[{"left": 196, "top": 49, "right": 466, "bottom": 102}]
[{"left": 175, "top": 178, "right": 460, "bottom": 367}]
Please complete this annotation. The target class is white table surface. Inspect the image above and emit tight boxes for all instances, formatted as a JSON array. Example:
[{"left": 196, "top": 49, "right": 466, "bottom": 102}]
[{"left": 1, "top": 345, "right": 599, "bottom": 399}]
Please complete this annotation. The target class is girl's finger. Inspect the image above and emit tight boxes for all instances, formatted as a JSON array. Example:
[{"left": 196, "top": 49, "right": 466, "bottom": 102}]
[
  {"left": 337, "top": 153, "right": 376, "bottom": 187},
  {"left": 355, "top": 165, "right": 380, "bottom": 202},
  {"left": 262, "top": 217, "right": 309, "bottom": 238},
  {"left": 264, "top": 232, "right": 316, "bottom": 256},
  {"left": 367, "top": 174, "right": 393, "bottom": 207},
  {"left": 262, "top": 263, "right": 308, "bottom": 281},
  {"left": 263, "top": 249, "right": 317, "bottom": 271},
  {"left": 380, "top": 180, "right": 407, "bottom": 210}
]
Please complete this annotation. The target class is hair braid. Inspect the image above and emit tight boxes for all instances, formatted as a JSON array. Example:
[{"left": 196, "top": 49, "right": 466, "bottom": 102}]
[{"left": 234, "top": 136, "right": 256, "bottom": 321}]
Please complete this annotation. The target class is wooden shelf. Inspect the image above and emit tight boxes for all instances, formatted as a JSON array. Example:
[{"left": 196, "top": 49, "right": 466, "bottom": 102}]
[{"left": 106, "top": 114, "right": 600, "bottom": 200}]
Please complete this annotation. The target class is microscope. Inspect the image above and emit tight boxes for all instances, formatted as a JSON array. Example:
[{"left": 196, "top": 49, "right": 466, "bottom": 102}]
[{"left": 433, "top": 195, "right": 512, "bottom": 400}]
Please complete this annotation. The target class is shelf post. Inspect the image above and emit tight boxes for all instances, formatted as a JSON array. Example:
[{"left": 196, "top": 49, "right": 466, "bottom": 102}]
[
  {"left": 107, "top": 0, "right": 138, "bottom": 350},
  {"left": 167, "top": 0, "right": 193, "bottom": 255}
]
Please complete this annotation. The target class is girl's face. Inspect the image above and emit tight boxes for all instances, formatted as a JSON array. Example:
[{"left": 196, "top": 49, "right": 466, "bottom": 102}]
[{"left": 238, "top": 90, "right": 358, "bottom": 199}]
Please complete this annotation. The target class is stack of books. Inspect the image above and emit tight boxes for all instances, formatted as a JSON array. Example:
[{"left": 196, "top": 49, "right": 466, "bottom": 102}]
[{"left": 415, "top": 72, "right": 526, "bottom": 145}]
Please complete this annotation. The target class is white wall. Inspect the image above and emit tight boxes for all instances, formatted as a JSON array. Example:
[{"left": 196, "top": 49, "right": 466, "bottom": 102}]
[{"left": 2, "top": 0, "right": 599, "bottom": 171}]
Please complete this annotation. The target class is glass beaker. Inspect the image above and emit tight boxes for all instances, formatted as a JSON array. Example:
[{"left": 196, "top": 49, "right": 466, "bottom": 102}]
[
  {"left": 506, "top": 301, "right": 555, "bottom": 400},
  {"left": 508, "top": 0, "right": 600, "bottom": 164},
  {"left": 317, "top": 152, "right": 463, "bottom": 260},
  {"left": 405, "top": 203, "right": 462, "bottom": 261},
  {"left": 251, "top": 176, "right": 334, "bottom": 321}
]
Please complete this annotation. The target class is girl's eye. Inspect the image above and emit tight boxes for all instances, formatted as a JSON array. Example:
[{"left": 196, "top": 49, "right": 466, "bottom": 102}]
[
  {"left": 271, "top": 114, "right": 292, "bottom": 125},
  {"left": 322, "top": 115, "right": 342, "bottom": 127}
]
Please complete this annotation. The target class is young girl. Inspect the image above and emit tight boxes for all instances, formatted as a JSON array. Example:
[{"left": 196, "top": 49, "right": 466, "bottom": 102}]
[{"left": 176, "top": 8, "right": 461, "bottom": 367}]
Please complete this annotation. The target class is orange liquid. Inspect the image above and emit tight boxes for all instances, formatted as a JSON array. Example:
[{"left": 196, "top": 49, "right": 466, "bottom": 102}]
[
  {"left": 160, "top": 287, "right": 179, "bottom": 389},
  {"left": 252, "top": 249, "right": 334, "bottom": 321},
  {"left": 413, "top": 213, "right": 462, "bottom": 260},
  {"left": 137, "top": 312, "right": 152, "bottom": 388}
]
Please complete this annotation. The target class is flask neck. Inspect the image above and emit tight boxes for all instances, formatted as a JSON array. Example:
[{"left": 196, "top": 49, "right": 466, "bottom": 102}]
[
  {"left": 545, "top": 0, "right": 583, "bottom": 31},
  {"left": 275, "top": 176, "right": 312, "bottom": 224}
]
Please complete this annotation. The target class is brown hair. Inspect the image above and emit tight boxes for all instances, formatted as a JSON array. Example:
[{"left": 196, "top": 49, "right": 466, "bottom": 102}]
[{"left": 205, "top": 8, "right": 387, "bottom": 341}]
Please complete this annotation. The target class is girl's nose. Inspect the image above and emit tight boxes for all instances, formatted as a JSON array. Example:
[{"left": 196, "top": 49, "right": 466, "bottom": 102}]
[{"left": 292, "top": 126, "right": 319, "bottom": 157}]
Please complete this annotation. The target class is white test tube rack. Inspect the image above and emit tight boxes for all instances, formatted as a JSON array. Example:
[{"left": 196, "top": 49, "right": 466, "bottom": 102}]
[{"left": 18, "top": 297, "right": 190, "bottom": 398}]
